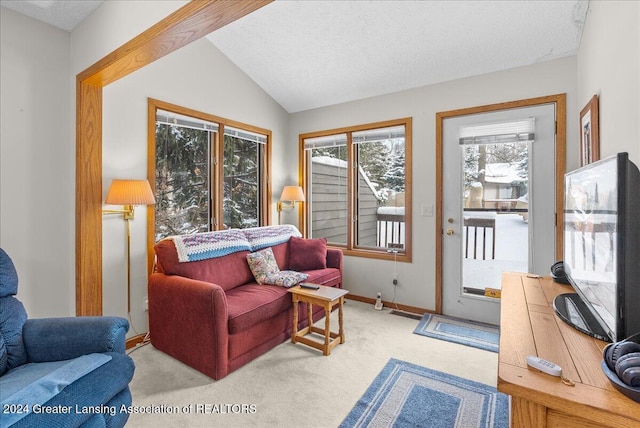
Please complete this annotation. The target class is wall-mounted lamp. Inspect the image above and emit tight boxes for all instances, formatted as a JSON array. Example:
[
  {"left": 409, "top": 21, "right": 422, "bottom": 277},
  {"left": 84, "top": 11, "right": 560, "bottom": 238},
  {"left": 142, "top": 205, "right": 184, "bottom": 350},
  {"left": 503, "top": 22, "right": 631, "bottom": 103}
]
[
  {"left": 102, "top": 179, "right": 156, "bottom": 314},
  {"left": 277, "top": 185, "right": 305, "bottom": 225}
]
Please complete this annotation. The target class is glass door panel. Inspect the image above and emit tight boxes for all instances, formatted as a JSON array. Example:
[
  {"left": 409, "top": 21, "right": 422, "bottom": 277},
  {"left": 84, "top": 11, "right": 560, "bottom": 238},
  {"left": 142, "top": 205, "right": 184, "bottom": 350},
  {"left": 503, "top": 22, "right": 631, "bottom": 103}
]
[{"left": 461, "top": 141, "right": 529, "bottom": 296}]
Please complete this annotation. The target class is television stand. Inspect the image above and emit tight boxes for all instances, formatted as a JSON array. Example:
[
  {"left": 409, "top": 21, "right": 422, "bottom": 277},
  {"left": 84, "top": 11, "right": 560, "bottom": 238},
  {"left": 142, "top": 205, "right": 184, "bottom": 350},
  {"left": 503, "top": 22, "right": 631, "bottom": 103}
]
[
  {"left": 552, "top": 292, "right": 610, "bottom": 342},
  {"left": 498, "top": 273, "right": 640, "bottom": 427}
]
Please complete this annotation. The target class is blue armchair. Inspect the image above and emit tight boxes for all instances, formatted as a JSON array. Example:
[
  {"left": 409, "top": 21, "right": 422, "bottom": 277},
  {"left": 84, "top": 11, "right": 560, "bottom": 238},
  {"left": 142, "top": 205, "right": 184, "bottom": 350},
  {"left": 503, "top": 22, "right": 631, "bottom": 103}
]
[{"left": 0, "top": 248, "right": 135, "bottom": 427}]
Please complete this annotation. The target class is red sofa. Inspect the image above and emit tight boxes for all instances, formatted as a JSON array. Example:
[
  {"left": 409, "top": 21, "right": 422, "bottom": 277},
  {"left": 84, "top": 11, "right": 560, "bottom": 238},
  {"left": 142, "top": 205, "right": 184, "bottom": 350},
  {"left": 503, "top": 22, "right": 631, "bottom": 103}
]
[{"left": 148, "top": 228, "right": 343, "bottom": 380}]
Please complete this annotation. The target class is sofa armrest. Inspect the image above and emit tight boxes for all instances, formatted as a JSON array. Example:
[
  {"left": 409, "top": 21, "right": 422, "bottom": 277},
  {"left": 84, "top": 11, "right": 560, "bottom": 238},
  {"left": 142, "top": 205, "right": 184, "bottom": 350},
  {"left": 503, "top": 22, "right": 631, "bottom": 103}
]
[
  {"left": 326, "top": 248, "right": 343, "bottom": 272},
  {"left": 148, "top": 272, "right": 229, "bottom": 379},
  {"left": 23, "top": 316, "right": 129, "bottom": 363}
]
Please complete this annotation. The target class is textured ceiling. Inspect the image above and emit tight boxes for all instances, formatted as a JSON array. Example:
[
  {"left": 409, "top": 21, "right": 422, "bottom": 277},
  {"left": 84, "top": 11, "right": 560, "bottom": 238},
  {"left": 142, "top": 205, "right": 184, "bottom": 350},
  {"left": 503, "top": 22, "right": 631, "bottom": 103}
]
[
  {"left": 1, "top": 0, "right": 103, "bottom": 32},
  {"left": 207, "top": 0, "right": 589, "bottom": 112},
  {"left": 3, "top": 0, "right": 589, "bottom": 113}
]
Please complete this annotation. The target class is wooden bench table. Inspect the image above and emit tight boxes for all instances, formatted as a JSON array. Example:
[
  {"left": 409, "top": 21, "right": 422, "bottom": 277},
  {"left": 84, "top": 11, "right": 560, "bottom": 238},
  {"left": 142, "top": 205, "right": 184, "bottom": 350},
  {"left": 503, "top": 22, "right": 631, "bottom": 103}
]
[{"left": 288, "top": 284, "right": 348, "bottom": 356}]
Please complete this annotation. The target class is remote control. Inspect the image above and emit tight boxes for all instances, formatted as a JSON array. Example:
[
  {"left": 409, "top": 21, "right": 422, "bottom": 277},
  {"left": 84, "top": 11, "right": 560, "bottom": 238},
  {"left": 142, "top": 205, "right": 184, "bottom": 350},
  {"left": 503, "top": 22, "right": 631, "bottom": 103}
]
[
  {"left": 526, "top": 355, "right": 562, "bottom": 377},
  {"left": 300, "top": 283, "right": 320, "bottom": 290}
]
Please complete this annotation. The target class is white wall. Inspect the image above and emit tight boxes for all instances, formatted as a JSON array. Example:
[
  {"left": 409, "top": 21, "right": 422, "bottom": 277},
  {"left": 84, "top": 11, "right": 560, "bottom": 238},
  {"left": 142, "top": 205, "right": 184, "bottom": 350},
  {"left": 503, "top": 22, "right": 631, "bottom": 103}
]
[
  {"left": 70, "top": 1, "right": 187, "bottom": 75},
  {"left": 0, "top": 7, "right": 73, "bottom": 317},
  {"left": 289, "top": 57, "right": 579, "bottom": 312},
  {"left": 3, "top": 0, "right": 638, "bottom": 322},
  {"left": 577, "top": 0, "right": 640, "bottom": 165},
  {"left": 102, "top": 38, "right": 289, "bottom": 334}
]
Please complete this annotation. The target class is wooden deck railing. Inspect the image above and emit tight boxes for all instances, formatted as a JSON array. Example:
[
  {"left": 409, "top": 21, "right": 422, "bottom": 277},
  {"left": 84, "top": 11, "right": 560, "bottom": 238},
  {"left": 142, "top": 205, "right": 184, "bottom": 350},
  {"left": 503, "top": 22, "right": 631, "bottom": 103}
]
[{"left": 376, "top": 213, "right": 405, "bottom": 249}]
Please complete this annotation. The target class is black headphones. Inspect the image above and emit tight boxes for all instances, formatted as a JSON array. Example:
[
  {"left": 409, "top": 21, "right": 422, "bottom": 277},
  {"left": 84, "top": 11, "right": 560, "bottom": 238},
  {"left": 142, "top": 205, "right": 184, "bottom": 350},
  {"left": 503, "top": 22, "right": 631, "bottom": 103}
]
[
  {"left": 603, "top": 332, "right": 640, "bottom": 387},
  {"left": 550, "top": 261, "right": 570, "bottom": 285}
]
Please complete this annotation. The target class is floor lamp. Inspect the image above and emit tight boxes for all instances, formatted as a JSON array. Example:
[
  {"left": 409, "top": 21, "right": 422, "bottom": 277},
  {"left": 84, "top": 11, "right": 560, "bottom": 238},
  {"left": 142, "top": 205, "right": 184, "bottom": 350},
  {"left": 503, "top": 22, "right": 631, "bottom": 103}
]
[
  {"left": 277, "top": 185, "right": 305, "bottom": 225},
  {"left": 102, "top": 179, "right": 156, "bottom": 314}
]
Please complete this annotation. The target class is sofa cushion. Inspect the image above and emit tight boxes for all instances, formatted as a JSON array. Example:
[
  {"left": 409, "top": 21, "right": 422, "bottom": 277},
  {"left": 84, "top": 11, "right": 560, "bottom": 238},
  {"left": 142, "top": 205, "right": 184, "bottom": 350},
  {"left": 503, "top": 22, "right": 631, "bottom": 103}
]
[
  {"left": 304, "top": 267, "right": 342, "bottom": 288},
  {"left": 11, "top": 352, "right": 134, "bottom": 428},
  {"left": 0, "top": 296, "right": 28, "bottom": 375},
  {"left": 0, "top": 353, "right": 112, "bottom": 426},
  {"left": 262, "top": 271, "right": 309, "bottom": 288},
  {"left": 0, "top": 248, "right": 18, "bottom": 297},
  {"left": 155, "top": 240, "right": 254, "bottom": 292},
  {"left": 0, "top": 334, "right": 7, "bottom": 377},
  {"left": 269, "top": 242, "right": 290, "bottom": 270},
  {"left": 225, "top": 284, "right": 291, "bottom": 334},
  {"left": 246, "top": 248, "right": 280, "bottom": 284},
  {"left": 289, "top": 237, "right": 327, "bottom": 271}
]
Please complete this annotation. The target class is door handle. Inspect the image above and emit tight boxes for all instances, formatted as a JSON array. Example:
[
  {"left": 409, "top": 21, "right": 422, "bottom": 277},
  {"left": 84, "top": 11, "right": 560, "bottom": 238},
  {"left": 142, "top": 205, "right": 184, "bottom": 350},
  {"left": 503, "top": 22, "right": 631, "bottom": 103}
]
[{"left": 446, "top": 228, "right": 455, "bottom": 236}]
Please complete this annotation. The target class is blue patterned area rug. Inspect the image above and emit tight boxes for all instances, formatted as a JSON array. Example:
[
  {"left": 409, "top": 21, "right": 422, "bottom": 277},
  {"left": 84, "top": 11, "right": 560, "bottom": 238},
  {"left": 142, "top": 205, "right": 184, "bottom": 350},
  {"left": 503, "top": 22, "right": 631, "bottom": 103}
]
[
  {"left": 340, "top": 359, "right": 509, "bottom": 428},
  {"left": 413, "top": 314, "right": 500, "bottom": 353}
]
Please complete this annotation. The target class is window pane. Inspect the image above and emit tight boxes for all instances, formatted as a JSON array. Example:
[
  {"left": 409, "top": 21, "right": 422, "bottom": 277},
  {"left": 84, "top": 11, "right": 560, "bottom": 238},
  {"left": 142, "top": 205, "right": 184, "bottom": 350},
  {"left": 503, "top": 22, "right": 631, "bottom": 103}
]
[
  {"left": 462, "top": 141, "right": 529, "bottom": 294},
  {"left": 355, "top": 128, "right": 405, "bottom": 250},
  {"left": 155, "top": 123, "right": 211, "bottom": 240},
  {"left": 223, "top": 135, "right": 261, "bottom": 229},
  {"left": 306, "top": 136, "right": 348, "bottom": 245}
]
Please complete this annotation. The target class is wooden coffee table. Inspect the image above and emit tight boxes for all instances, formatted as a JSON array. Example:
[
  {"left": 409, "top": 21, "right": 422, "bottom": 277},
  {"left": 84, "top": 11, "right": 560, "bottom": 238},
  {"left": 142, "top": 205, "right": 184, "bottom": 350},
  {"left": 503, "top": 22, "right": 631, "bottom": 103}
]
[{"left": 288, "top": 284, "right": 349, "bottom": 355}]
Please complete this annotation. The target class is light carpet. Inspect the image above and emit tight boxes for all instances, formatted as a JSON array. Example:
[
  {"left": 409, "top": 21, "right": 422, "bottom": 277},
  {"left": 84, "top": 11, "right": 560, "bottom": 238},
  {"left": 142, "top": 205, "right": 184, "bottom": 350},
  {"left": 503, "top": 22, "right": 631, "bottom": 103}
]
[
  {"left": 413, "top": 314, "right": 500, "bottom": 353},
  {"left": 127, "top": 301, "right": 499, "bottom": 427},
  {"left": 339, "top": 358, "right": 509, "bottom": 428}
]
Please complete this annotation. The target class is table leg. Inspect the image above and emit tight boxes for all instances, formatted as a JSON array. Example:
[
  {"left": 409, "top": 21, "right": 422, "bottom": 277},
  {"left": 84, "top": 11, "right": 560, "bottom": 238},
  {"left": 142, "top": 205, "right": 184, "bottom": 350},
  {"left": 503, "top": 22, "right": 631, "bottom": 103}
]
[
  {"left": 307, "top": 300, "right": 313, "bottom": 329},
  {"left": 339, "top": 297, "right": 345, "bottom": 343},
  {"left": 323, "top": 302, "right": 331, "bottom": 355},
  {"left": 511, "top": 396, "right": 547, "bottom": 427},
  {"left": 292, "top": 295, "right": 299, "bottom": 343}
]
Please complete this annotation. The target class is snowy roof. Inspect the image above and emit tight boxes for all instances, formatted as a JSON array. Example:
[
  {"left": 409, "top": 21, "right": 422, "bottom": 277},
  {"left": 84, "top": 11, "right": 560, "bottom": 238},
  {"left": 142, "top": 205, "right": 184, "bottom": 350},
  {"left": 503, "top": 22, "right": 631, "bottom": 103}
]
[
  {"left": 485, "top": 163, "right": 524, "bottom": 184},
  {"left": 312, "top": 156, "right": 347, "bottom": 168},
  {"left": 377, "top": 206, "right": 405, "bottom": 215}
]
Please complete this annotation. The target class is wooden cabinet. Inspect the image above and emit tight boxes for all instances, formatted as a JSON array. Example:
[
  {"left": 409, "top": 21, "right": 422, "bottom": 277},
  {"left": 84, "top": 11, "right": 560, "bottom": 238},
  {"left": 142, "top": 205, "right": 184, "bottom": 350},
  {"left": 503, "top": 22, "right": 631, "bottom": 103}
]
[{"left": 498, "top": 272, "right": 640, "bottom": 427}]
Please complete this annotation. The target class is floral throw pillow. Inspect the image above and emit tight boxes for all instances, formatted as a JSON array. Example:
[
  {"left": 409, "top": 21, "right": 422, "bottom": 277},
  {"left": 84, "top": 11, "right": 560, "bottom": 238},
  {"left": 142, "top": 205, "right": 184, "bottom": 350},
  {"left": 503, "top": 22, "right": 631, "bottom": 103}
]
[
  {"left": 246, "top": 247, "right": 280, "bottom": 284},
  {"left": 262, "top": 271, "right": 309, "bottom": 288}
]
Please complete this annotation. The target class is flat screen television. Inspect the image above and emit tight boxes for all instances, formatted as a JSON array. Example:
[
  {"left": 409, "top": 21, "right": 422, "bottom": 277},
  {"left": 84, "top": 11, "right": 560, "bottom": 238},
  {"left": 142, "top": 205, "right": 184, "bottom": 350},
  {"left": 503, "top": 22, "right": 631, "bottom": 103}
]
[{"left": 560, "top": 152, "right": 640, "bottom": 342}]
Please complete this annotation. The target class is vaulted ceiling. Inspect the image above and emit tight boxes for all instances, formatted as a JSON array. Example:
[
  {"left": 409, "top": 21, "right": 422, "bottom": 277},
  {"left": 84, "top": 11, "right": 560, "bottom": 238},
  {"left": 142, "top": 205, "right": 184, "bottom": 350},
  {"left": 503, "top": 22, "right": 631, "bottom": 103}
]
[{"left": 2, "top": 0, "right": 589, "bottom": 113}]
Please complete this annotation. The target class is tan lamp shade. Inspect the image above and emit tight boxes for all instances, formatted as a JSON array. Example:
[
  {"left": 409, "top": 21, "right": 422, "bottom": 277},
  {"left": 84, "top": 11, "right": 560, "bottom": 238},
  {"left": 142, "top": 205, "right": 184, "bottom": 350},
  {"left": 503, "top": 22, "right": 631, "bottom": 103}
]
[
  {"left": 279, "top": 186, "right": 305, "bottom": 202},
  {"left": 105, "top": 179, "right": 156, "bottom": 205}
]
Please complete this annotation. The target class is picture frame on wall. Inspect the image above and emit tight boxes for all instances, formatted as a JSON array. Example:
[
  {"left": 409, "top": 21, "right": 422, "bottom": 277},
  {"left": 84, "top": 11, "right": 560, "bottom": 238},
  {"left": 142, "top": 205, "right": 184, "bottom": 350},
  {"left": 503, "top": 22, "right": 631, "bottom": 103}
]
[{"left": 580, "top": 95, "right": 599, "bottom": 166}]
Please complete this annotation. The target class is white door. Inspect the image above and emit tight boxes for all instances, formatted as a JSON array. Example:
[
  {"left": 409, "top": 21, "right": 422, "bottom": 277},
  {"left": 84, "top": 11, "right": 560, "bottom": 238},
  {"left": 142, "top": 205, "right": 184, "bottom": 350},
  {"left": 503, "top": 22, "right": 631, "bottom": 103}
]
[{"left": 442, "top": 104, "right": 556, "bottom": 324}]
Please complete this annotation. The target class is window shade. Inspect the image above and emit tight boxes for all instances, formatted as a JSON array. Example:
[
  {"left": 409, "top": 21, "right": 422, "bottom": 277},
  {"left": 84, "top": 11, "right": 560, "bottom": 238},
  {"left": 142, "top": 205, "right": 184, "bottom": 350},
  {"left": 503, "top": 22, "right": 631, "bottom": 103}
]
[
  {"left": 156, "top": 109, "right": 218, "bottom": 132},
  {"left": 224, "top": 126, "right": 267, "bottom": 145},
  {"left": 459, "top": 119, "right": 535, "bottom": 145},
  {"left": 352, "top": 125, "right": 405, "bottom": 144},
  {"left": 303, "top": 125, "right": 406, "bottom": 150},
  {"left": 156, "top": 111, "right": 266, "bottom": 144},
  {"left": 304, "top": 133, "right": 348, "bottom": 150}
]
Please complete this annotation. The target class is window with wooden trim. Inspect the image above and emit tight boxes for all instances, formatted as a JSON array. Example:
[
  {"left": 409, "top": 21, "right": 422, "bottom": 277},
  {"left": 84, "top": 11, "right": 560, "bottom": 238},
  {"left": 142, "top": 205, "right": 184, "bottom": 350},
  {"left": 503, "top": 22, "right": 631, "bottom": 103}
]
[
  {"left": 301, "top": 118, "right": 412, "bottom": 260},
  {"left": 149, "top": 99, "right": 271, "bottom": 242}
]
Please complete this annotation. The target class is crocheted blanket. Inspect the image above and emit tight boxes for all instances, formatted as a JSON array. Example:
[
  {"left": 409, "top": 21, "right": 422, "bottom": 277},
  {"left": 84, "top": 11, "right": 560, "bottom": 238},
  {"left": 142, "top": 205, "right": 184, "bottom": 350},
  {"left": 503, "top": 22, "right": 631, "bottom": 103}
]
[
  {"left": 243, "top": 225, "right": 302, "bottom": 251},
  {"left": 170, "top": 225, "right": 302, "bottom": 262},
  {"left": 171, "top": 229, "right": 251, "bottom": 262}
]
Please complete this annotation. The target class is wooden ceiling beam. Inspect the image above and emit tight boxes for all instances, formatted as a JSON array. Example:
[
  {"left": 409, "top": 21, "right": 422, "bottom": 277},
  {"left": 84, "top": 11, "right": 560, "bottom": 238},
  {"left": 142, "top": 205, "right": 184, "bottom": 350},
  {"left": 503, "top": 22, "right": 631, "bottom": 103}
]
[{"left": 76, "top": 0, "right": 272, "bottom": 315}]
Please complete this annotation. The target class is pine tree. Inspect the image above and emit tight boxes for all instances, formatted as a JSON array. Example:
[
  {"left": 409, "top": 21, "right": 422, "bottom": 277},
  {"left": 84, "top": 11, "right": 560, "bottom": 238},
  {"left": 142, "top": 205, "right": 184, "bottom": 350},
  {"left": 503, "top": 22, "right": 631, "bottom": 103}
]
[
  {"left": 223, "top": 135, "right": 259, "bottom": 229},
  {"left": 382, "top": 148, "right": 405, "bottom": 192},
  {"left": 155, "top": 124, "right": 210, "bottom": 239},
  {"left": 357, "top": 141, "right": 390, "bottom": 191}
]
